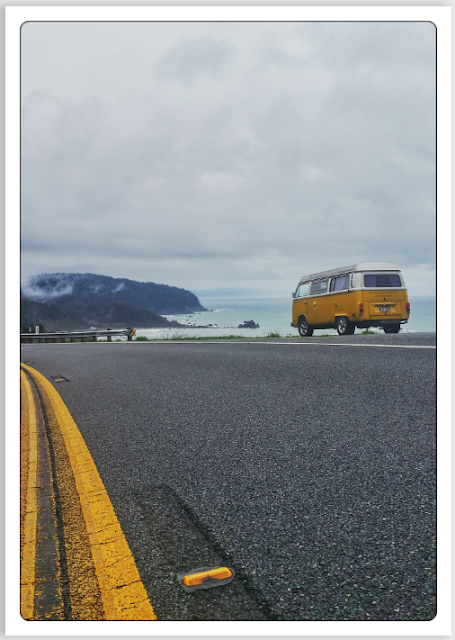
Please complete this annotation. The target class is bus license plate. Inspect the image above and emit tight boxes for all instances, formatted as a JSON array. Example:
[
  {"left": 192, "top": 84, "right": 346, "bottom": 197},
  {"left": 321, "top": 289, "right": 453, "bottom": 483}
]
[{"left": 379, "top": 305, "right": 390, "bottom": 313}]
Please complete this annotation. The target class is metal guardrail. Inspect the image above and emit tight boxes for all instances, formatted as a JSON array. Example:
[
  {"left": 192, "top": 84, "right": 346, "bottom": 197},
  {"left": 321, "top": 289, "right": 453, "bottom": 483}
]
[{"left": 21, "top": 328, "right": 136, "bottom": 343}]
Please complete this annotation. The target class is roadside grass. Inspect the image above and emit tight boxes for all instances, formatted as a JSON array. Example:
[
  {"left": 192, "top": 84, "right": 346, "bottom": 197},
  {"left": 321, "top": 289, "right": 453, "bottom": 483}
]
[
  {"left": 135, "top": 333, "right": 249, "bottom": 341},
  {"left": 136, "top": 330, "right": 298, "bottom": 341},
  {"left": 134, "top": 327, "right": 378, "bottom": 341}
]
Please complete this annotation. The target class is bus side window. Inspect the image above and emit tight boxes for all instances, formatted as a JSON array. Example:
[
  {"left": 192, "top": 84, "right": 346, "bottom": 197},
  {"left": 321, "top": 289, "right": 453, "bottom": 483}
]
[
  {"left": 310, "top": 279, "right": 328, "bottom": 295},
  {"left": 330, "top": 275, "right": 350, "bottom": 292},
  {"left": 297, "top": 282, "right": 309, "bottom": 297}
]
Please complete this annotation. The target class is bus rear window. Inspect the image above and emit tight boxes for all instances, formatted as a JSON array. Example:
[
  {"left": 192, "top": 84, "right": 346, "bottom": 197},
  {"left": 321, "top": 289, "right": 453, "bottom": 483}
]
[{"left": 363, "top": 273, "right": 401, "bottom": 287}]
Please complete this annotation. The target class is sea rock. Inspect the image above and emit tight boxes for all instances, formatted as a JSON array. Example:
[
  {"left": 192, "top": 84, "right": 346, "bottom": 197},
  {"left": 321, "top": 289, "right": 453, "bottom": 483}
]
[{"left": 238, "top": 319, "right": 260, "bottom": 329}]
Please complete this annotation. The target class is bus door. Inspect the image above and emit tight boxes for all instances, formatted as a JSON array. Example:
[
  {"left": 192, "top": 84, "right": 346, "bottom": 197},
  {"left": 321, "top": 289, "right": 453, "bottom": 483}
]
[
  {"left": 308, "top": 279, "right": 329, "bottom": 325},
  {"left": 293, "top": 281, "right": 310, "bottom": 325},
  {"left": 328, "top": 274, "right": 351, "bottom": 318}
]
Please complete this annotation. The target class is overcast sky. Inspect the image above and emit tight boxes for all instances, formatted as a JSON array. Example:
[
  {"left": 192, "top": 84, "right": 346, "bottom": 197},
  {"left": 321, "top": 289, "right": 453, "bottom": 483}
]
[{"left": 21, "top": 20, "right": 436, "bottom": 298}]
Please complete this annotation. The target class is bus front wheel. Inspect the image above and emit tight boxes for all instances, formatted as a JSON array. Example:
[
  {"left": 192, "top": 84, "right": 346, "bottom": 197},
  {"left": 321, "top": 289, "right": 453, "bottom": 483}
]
[
  {"left": 336, "top": 316, "right": 355, "bottom": 335},
  {"left": 298, "top": 317, "right": 314, "bottom": 337}
]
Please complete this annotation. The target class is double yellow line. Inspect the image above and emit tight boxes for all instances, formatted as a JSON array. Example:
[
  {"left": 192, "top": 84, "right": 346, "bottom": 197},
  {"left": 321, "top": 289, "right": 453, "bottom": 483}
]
[
  {"left": 20, "top": 364, "right": 157, "bottom": 621},
  {"left": 20, "top": 370, "right": 39, "bottom": 619}
]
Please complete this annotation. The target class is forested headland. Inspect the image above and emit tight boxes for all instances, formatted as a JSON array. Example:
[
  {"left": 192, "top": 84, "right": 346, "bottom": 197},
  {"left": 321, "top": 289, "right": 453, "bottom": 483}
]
[{"left": 20, "top": 272, "right": 206, "bottom": 332}]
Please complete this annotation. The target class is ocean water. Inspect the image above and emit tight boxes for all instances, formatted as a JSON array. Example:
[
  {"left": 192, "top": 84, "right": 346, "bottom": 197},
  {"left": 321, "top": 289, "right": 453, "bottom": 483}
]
[{"left": 136, "top": 296, "right": 436, "bottom": 339}]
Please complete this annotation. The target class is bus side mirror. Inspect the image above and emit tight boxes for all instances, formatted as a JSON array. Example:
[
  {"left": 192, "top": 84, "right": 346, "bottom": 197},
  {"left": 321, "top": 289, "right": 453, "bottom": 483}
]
[{"left": 292, "top": 292, "right": 296, "bottom": 298}]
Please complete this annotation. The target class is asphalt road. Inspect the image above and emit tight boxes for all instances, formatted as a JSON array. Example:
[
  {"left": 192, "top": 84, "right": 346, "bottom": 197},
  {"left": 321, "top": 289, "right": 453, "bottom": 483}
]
[{"left": 20, "top": 333, "right": 436, "bottom": 621}]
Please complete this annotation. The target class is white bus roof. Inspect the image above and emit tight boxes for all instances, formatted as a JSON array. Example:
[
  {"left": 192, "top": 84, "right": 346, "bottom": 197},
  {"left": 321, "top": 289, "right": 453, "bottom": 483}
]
[{"left": 298, "top": 263, "right": 400, "bottom": 284}]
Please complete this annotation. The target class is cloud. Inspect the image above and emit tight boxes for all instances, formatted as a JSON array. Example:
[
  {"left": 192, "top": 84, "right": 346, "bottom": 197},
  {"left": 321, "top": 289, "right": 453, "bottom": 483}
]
[
  {"left": 156, "top": 37, "right": 232, "bottom": 83},
  {"left": 21, "top": 274, "right": 75, "bottom": 301},
  {"left": 20, "top": 21, "right": 436, "bottom": 297}
]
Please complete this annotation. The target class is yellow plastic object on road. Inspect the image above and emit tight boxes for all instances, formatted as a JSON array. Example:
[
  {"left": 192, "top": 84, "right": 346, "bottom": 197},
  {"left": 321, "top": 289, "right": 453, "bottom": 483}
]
[
  {"left": 182, "top": 566, "right": 233, "bottom": 587},
  {"left": 178, "top": 566, "right": 235, "bottom": 593}
]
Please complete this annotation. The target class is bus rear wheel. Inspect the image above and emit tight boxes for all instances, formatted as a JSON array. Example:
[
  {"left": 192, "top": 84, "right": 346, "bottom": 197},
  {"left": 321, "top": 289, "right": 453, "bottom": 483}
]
[
  {"left": 298, "top": 317, "right": 314, "bottom": 337},
  {"left": 336, "top": 316, "right": 355, "bottom": 335},
  {"left": 383, "top": 323, "right": 400, "bottom": 334}
]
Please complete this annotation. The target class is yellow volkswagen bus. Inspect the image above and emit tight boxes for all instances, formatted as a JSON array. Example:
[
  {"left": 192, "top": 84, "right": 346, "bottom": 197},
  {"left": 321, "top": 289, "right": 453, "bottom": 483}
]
[{"left": 291, "top": 263, "right": 410, "bottom": 336}]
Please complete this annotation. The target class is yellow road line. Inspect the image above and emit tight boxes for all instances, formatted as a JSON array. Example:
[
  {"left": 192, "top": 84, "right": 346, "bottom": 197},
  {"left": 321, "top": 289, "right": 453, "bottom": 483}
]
[
  {"left": 20, "top": 370, "right": 38, "bottom": 620},
  {"left": 21, "top": 364, "right": 156, "bottom": 621}
]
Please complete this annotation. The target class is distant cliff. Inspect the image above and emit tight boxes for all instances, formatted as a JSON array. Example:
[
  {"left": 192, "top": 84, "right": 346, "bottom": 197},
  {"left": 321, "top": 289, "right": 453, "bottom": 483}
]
[{"left": 20, "top": 272, "right": 206, "bottom": 332}]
